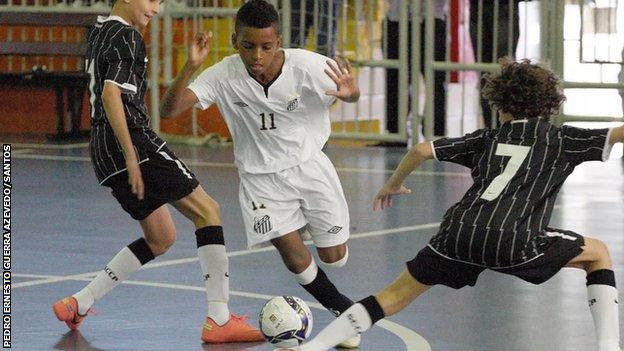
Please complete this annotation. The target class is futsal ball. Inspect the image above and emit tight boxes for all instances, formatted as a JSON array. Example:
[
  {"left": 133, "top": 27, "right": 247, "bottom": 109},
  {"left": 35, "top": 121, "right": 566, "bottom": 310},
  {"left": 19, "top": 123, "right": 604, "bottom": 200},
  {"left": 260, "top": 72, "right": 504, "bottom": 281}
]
[{"left": 259, "top": 296, "right": 313, "bottom": 347}]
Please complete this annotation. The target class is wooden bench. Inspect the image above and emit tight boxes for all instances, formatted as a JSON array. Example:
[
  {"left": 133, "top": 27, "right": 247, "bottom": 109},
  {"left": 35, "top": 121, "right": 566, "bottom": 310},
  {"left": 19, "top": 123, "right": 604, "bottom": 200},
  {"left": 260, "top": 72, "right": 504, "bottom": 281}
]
[{"left": 0, "top": 11, "right": 102, "bottom": 140}]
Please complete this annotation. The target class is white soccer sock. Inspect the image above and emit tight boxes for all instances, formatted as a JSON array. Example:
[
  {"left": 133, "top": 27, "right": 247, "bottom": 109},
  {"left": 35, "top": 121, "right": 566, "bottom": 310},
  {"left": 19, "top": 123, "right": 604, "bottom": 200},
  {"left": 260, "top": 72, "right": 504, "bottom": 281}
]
[
  {"left": 72, "top": 287, "right": 95, "bottom": 315},
  {"left": 300, "top": 303, "right": 372, "bottom": 351},
  {"left": 588, "top": 284, "right": 621, "bottom": 351},
  {"left": 198, "top": 244, "right": 230, "bottom": 325},
  {"left": 294, "top": 259, "right": 318, "bottom": 285},
  {"left": 73, "top": 247, "right": 143, "bottom": 314}
]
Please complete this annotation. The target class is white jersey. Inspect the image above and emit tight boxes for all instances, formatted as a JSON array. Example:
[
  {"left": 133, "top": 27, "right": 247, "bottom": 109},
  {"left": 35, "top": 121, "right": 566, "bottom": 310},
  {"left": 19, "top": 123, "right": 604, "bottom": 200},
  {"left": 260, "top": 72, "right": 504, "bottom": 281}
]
[{"left": 188, "top": 48, "right": 337, "bottom": 174}]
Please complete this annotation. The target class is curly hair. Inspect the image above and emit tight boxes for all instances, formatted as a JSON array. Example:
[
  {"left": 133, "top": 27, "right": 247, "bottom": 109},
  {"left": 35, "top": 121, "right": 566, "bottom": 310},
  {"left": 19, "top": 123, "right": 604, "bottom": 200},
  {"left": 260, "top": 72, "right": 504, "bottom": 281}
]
[
  {"left": 481, "top": 58, "right": 565, "bottom": 119},
  {"left": 235, "top": 0, "right": 280, "bottom": 33}
]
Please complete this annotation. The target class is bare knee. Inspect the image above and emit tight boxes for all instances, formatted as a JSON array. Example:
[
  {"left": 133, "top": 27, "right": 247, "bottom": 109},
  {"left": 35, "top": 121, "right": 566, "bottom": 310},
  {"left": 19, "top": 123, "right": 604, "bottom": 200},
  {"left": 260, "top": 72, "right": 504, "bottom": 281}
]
[
  {"left": 317, "top": 245, "right": 348, "bottom": 268},
  {"left": 145, "top": 230, "right": 176, "bottom": 256},
  {"left": 587, "top": 239, "right": 612, "bottom": 272},
  {"left": 276, "top": 246, "right": 312, "bottom": 273},
  {"left": 195, "top": 197, "right": 221, "bottom": 227},
  {"left": 173, "top": 188, "right": 221, "bottom": 228},
  {"left": 570, "top": 237, "right": 613, "bottom": 273}
]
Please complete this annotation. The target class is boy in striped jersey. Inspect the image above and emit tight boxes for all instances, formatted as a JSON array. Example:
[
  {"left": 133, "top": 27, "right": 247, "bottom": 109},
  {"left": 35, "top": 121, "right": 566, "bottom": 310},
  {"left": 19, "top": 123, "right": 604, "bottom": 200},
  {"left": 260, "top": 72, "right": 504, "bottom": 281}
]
[
  {"left": 51, "top": 0, "right": 263, "bottom": 344},
  {"left": 284, "top": 59, "right": 623, "bottom": 351}
]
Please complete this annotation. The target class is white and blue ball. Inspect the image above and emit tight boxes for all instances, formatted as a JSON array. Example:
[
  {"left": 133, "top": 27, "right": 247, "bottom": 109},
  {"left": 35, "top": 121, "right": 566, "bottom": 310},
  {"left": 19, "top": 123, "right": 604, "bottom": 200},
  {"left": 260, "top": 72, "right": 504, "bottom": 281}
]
[{"left": 259, "top": 296, "right": 313, "bottom": 347}]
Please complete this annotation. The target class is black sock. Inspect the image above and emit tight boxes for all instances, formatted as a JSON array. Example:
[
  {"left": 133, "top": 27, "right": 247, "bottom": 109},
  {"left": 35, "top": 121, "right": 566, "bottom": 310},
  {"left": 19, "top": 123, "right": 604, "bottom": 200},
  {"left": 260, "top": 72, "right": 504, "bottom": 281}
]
[
  {"left": 301, "top": 268, "right": 353, "bottom": 316},
  {"left": 586, "top": 269, "right": 616, "bottom": 287},
  {"left": 127, "top": 237, "right": 155, "bottom": 264},
  {"left": 359, "top": 295, "right": 385, "bottom": 325}
]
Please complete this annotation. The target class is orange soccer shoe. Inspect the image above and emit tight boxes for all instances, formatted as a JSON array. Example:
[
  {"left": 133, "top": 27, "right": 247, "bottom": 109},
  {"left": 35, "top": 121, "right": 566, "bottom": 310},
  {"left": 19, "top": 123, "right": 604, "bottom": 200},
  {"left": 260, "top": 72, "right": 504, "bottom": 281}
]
[
  {"left": 201, "top": 313, "right": 265, "bottom": 343},
  {"left": 52, "top": 297, "right": 91, "bottom": 330}
]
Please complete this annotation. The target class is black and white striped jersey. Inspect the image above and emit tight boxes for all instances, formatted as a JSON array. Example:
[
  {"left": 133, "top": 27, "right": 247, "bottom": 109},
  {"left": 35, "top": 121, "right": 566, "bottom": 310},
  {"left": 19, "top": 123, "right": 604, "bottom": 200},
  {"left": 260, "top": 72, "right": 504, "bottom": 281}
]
[
  {"left": 428, "top": 118, "right": 613, "bottom": 267},
  {"left": 85, "top": 15, "right": 165, "bottom": 184}
]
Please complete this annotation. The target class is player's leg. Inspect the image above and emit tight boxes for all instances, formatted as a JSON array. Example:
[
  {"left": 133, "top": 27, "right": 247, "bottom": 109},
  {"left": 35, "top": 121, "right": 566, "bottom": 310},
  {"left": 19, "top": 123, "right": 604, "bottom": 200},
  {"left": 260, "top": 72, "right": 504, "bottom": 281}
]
[
  {"left": 271, "top": 232, "right": 354, "bottom": 317},
  {"left": 498, "top": 230, "right": 620, "bottom": 351},
  {"left": 288, "top": 245, "right": 483, "bottom": 351},
  {"left": 566, "top": 236, "right": 620, "bottom": 351},
  {"left": 285, "top": 269, "right": 431, "bottom": 351},
  {"left": 53, "top": 205, "right": 172, "bottom": 330},
  {"left": 171, "top": 181, "right": 263, "bottom": 343}
]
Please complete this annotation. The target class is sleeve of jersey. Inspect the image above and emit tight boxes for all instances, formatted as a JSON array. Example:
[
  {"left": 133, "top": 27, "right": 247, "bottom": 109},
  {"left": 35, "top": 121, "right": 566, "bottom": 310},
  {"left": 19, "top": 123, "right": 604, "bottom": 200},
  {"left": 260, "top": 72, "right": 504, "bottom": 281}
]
[
  {"left": 307, "top": 53, "right": 338, "bottom": 106},
  {"left": 187, "top": 65, "right": 219, "bottom": 110},
  {"left": 104, "top": 29, "right": 139, "bottom": 94},
  {"left": 432, "top": 129, "right": 487, "bottom": 168},
  {"left": 561, "top": 126, "right": 613, "bottom": 164}
]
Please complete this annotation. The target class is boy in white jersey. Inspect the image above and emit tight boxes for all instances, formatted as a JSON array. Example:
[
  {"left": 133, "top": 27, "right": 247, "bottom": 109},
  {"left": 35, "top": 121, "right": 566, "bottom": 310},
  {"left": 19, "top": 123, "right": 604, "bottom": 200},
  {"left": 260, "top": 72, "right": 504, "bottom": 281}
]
[
  {"left": 161, "top": 0, "right": 361, "bottom": 347},
  {"left": 279, "top": 59, "right": 624, "bottom": 351}
]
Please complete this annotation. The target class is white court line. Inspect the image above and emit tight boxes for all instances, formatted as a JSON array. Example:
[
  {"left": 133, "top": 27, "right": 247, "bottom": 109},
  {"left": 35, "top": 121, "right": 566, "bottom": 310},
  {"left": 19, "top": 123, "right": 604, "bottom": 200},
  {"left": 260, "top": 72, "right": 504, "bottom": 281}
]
[
  {"left": 13, "top": 222, "right": 441, "bottom": 289},
  {"left": 12, "top": 153, "right": 470, "bottom": 177},
  {"left": 8, "top": 142, "right": 89, "bottom": 150},
  {"left": 11, "top": 148, "right": 34, "bottom": 154},
  {"left": 14, "top": 274, "right": 431, "bottom": 351},
  {"left": 13, "top": 272, "right": 96, "bottom": 288}
]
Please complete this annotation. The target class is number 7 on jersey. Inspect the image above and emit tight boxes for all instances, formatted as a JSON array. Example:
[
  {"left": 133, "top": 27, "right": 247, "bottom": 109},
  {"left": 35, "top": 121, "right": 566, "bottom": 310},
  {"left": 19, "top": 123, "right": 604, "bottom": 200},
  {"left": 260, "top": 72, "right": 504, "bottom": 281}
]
[{"left": 481, "top": 144, "right": 531, "bottom": 201}]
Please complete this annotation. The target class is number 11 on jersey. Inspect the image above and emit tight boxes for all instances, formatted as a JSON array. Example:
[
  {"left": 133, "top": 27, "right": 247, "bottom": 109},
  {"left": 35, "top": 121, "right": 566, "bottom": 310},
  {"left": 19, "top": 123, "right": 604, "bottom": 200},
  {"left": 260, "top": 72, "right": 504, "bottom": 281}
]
[{"left": 259, "top": 113, "right": 276, "bottom": 130}]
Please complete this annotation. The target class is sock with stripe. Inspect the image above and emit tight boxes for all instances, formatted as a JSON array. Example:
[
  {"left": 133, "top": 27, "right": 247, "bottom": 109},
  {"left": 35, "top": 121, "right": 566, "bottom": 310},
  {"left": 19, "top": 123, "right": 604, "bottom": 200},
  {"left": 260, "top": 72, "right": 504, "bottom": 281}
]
[
  {"left": 196, "top": 226, "right": 230, "bottom": 325},
  {"left": 73, "top": 238, "right": 155, "bottom": 315},
  {"left": 300, "top": 296, "right": 385, "bottom": 350},
  {"left": 586, "top": 269, "right": 620, "bottom": 351},
  {"left": 294, "top": 259, "right": 353, "bottom": 316}
]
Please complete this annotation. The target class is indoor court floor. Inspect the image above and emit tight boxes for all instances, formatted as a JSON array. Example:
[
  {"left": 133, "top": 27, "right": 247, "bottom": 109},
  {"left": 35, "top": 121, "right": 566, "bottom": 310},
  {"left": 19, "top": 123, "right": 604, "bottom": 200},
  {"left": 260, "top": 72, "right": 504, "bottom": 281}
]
[{"left": 9, "top": 141, "right": 624, "bottom": 351}]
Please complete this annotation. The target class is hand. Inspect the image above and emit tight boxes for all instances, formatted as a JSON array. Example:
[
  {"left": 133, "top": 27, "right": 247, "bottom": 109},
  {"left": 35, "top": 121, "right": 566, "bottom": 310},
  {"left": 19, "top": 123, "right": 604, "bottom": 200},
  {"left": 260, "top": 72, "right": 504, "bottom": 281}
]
[
  {"left": 125, "top": 157, "right": 144, "bottom": 200},
  {"left": 324, "top": 57, "right": 360, "bottom": 102},
  {"left": 373, "top": 184, "right": 412, "bottom": 211},
  {"left": 188, "top": 32, "right": 212, "bottom": 68}
]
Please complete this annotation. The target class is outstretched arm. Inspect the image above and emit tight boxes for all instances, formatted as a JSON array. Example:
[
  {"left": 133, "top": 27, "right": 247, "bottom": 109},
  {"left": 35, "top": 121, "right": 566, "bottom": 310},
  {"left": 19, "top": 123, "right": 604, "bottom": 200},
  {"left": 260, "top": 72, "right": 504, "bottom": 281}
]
[
  {"left": 373, "top": 142, "right": 435, "bottom": 211},
  {"left": 160, "top": 32, "right": 211, "bottom": 118},
  {"left": 608, "top": 125, "right": 624, "bottom": 145}
]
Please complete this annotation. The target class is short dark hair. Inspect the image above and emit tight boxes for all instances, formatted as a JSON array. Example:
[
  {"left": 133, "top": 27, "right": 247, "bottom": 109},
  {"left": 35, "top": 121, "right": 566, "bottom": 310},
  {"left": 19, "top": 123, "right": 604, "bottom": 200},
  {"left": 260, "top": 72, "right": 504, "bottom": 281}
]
[
  {"left": 235, "top": 0, "right": 280, "bottom": 34},
  {"left": 482, "top": 58, "right": 566, "bottom": 119}
]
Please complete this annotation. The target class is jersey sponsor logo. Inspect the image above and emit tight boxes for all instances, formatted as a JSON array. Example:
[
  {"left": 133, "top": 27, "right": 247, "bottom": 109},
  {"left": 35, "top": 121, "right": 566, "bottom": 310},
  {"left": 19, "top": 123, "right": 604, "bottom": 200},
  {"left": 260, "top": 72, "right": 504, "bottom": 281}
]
[
  {"left": 327, "top": 226, "right": 343, "bottom": 234},
  {"left": 253, "top": 215, "right": 272, "bottom": 235},
  {"left": 234, "top": 101, "right": 249, "bottom": 107},
  {"left": 286, "top": 97, "right": 299, "bottom": 111}
]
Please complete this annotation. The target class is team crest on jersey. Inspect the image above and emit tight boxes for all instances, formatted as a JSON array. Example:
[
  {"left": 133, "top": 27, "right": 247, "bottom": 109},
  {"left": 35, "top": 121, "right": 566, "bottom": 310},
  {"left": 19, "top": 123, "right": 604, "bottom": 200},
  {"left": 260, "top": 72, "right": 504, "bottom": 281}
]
[
  {"left": 286, "top": 97, "right": 299, "bottom": 111},
  {"left": 253, "top": 215, "right": 272, "bottom": 235}
]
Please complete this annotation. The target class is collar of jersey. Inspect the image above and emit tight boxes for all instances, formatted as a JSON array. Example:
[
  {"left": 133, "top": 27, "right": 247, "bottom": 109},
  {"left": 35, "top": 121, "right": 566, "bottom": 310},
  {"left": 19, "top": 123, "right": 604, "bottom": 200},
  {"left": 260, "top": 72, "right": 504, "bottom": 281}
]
[{"left": 97, "top": 15, "right": 130, "bottom": 26}]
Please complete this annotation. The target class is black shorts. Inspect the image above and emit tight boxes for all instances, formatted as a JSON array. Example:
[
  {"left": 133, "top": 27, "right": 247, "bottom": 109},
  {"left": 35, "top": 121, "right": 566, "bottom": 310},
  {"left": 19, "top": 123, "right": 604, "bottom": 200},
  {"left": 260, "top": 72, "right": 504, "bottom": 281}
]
[
  {"left": 406, "top": 229, "right": 585, "bottom": 289},
  {"left": 103, "top": 145, "right": 199, "bottom": 220}
]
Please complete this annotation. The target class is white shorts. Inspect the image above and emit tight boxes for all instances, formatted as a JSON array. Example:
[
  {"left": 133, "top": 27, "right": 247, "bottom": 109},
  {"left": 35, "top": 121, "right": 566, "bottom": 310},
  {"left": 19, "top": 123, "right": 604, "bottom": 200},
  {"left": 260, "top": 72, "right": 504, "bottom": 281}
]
[{"left": 239, "top": 151, "right": 350, "bottom": 249}]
